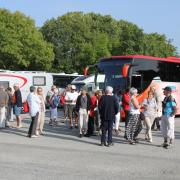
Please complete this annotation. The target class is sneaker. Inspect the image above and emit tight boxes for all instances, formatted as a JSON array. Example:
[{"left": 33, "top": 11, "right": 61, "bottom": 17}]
[
  {"left": 162, "top": 142, "right": 168, "bottom": 148},
  {"left": 79, "top": 134, "right": 82, "bottom": 138},
  {"left": 49, "top": 121, "right": 53, "bottom": 126},
  {"left": 133, "top": 138, "right": 139, "bottom": 143},
  {"left": 128, "top": 140, "right": 136, "bottom": 145},
  {"left": 100, "top": 142, "right": 107, "bottom": 146},
  {"left": 115, "top": 130, "right": 120, "bottom": 136},
  {"left": 169, "top": 139, "right": 173, "bottom": 147},
  {"left": 84, "top": 134, "right": 90, "bottom": 137},
  {"left": 107, "top": 142, "right": 114, "bottom": 147},
  {"left": 31, "top": 135, "right": 38, "bottom": 138}
]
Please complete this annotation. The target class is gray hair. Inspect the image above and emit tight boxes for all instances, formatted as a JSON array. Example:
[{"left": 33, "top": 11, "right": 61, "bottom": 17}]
[
  {"left": 13, "top": 83, "right": 19, "bottom": 87},
  {"left": 105, "top": 86, "right": 113, "bottom": 94},
  {"left": 130, "top": 87, "right": 138, "bottom": 96}
]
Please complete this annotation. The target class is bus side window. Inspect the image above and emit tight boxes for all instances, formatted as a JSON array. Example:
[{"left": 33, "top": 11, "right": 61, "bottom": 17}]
[{"left": 33, "top": 76, "right": 46, "bottom": 86}]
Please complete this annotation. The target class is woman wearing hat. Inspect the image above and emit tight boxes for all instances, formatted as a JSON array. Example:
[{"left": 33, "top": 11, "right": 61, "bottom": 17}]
[{"left": 65, "top": 85, "right": 79, "bottom": 129}]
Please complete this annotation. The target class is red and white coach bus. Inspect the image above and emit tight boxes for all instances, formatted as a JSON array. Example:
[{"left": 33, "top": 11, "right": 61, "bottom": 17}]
[{"left": 89, "top": 55, "right": 180, "bottom": 114}]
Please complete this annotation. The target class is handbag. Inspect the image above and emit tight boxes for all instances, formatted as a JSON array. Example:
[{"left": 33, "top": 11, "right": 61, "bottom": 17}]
[{"left": 23, "top": 101, "right": 29, "bottom": 113}]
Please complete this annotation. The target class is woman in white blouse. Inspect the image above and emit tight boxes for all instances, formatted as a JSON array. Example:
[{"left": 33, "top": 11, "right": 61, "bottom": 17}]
[{"left": 142, "top": 91, "right": 157, "bottom": 142}]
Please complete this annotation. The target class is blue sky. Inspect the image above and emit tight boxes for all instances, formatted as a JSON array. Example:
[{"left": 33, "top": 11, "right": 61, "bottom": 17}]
[{"left": 0, "top": 0, "right": 180, "bottom": 54}]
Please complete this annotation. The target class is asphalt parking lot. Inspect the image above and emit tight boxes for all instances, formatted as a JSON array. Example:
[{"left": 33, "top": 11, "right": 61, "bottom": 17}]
[{"left": 0, "top": 111, "right": 180, "bottom": 180}]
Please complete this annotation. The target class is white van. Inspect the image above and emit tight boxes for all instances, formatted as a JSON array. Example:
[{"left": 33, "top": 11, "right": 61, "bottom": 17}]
[
  {"left": 0, "top": 70, "right": 81, "bottom": 102},
  {"left": 71, "top": 74, "right": 105, "bottom": 94}
]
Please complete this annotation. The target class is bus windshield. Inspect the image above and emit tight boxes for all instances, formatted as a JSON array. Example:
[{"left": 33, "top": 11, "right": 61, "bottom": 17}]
[{"left": 97, "top": 58, "right": 132, "bottom": 91}]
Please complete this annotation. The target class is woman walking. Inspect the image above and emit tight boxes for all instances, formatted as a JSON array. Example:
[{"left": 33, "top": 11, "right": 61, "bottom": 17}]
[
  {"left": 142, "top": 91, "right": 157, "bottom": 142},
  {"left": 126, "top": 87, "right": 141, "bottom": 145},
  {"left": 76, "top": 88, "right": 91, "bottom": 138},
  {"left": 37, "top": 87, "right": 46, "bottom": 135},
  {"left": 49, "top": 89, "right": 60, "bottom": 126}
]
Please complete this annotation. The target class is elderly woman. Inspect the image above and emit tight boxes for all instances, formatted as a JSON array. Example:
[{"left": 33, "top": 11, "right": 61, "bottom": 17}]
[
  {"left": 142, "top": 91, "right": 157, "bottom": 142},
  {"left": 126, "top": 87, "right": 141, "bottom": 145},
  {"left": 49, "top": 88, "right": 60, "bottom": 126}
]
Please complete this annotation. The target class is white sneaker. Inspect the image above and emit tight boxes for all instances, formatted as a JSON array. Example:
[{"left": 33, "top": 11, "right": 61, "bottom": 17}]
[{"left": 31, "top": 135, "right": 38, "bottom": 138}]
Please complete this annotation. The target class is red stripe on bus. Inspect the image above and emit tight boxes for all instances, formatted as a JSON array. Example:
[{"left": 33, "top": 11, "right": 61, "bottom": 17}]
[{"left": 0, "top": 74, "right": 28, "bottom": 88}]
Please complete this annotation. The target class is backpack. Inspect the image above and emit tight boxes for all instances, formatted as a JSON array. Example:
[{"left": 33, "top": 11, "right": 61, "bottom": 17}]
[{"left": 50, "top": 95, "right": 60, "bottom": 108}]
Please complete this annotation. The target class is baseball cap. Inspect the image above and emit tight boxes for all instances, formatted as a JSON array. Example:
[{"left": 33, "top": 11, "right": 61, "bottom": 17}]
[
  {"left": 163, "top": 86, "right": 172, "bottom": 92},
  {"left": 71, "top": 85, "right": 76, "bottom": 90}
]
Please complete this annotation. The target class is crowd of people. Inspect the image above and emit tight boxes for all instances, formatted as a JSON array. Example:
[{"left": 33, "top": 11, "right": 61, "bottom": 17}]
[{"left": 0, "top": 83, "right": 177, "bottom": 148}]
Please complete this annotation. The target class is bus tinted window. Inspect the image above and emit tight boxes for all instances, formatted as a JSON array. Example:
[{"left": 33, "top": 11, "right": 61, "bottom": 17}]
[
  {"left": 159, "top": 62, "right": 180, "bottom": 82},
  {"left": 53, "top": 75, "right": 78, "bottom": 88},
  {"left": 98, "top": 58, "right": 132, "bottom": 90},
  {"left": 132, "top": 59, "right": 159, "bottom": 92}
]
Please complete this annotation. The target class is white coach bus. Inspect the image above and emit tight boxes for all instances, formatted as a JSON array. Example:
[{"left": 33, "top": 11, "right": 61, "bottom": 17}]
[
  {"left": 0, "top": 70, "right": 81, "bottom": 102},
  {"left": 71, "top": 74, "right": 105, "bottom": 94}
]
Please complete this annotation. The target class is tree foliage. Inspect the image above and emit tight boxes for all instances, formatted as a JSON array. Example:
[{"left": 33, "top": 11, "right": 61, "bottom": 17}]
[
  {"left": 0, "top": 9, "right": 177, "bottom": 73},
  {"left": 41, "top": 12, "right": 177, "bottom": 73},
  {"left": 0, "top": 9, "right": 54, "bottom": 71}
]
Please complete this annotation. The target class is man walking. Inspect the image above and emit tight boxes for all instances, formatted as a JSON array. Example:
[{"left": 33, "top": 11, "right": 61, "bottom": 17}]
[
  {"left": 65, "top": 85, "right": 79, "bottom": 129},
  {"left": 0, "top": 86, "right": 9, "bottom": 128},
  {"left": 98, "top": 86, "right": 119, "bottom": 147},
  {"left": 13, "top": 84, "right": 22, "bottom": 128},
  {"left": 161, "top": 86, "right": 177, "bottom": 148},
  {"left": 27, "top": 86, "right": 40, "bottom": 138}
]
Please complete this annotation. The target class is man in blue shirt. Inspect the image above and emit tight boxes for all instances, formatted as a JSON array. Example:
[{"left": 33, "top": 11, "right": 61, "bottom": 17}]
[{"left": 161, "top": 86, "right": 177, "bottom": 148}]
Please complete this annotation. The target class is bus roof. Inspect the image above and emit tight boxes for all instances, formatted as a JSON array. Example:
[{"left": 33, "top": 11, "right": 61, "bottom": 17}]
[{"left": 101, "top": 55, "right": 180, "bottom": 64}]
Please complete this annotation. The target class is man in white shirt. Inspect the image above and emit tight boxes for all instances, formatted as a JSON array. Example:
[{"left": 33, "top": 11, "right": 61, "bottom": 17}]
[
  {"left": 27, "top": 86, "right": 40, "bottom": 138},
  {"left": 65, "top": 85, "right": 79, "bottom": 129}
]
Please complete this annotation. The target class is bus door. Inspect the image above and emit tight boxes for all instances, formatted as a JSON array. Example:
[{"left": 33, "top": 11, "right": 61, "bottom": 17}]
[{"left": 131, "top": 74, "right": 143, "bottom": 93}]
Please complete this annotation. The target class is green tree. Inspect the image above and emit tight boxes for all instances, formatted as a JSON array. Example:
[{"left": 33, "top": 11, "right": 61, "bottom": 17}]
[
  {"left": 0, "top": 9, "right": 54, "bottom": 71},
  {"left": 41, "top": 12, "right": 116, "bottom": 73},
  {"left": 112, "top": 20, "right": 145, "bottom": 55},
  {"left": 41, "top": 12, "right": 177, "bottom": 73},
  {"left": 142, "top": 33, "right": 177, "bottom": 57}
]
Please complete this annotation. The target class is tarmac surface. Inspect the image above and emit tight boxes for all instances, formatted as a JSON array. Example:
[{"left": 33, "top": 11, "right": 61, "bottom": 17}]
[{"left": 0, "top": 110, "right": 180, "bottom": 180}]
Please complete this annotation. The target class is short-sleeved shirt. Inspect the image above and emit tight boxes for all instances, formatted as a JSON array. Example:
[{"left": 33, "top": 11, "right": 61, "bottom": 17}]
[
  {"left": 142, "top": 98, "right": 157, "bottom": 117},
  {"left": 65, "top": 91, "right": 79, "bottom": 105},
  {"left": 162, "top": 96, "right": 176, "bottom": 117}
]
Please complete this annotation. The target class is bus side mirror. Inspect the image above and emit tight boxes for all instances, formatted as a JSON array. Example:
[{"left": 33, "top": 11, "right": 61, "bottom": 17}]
[{"left": 122, "top": 64, "right": 130, "bottom": 78}]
